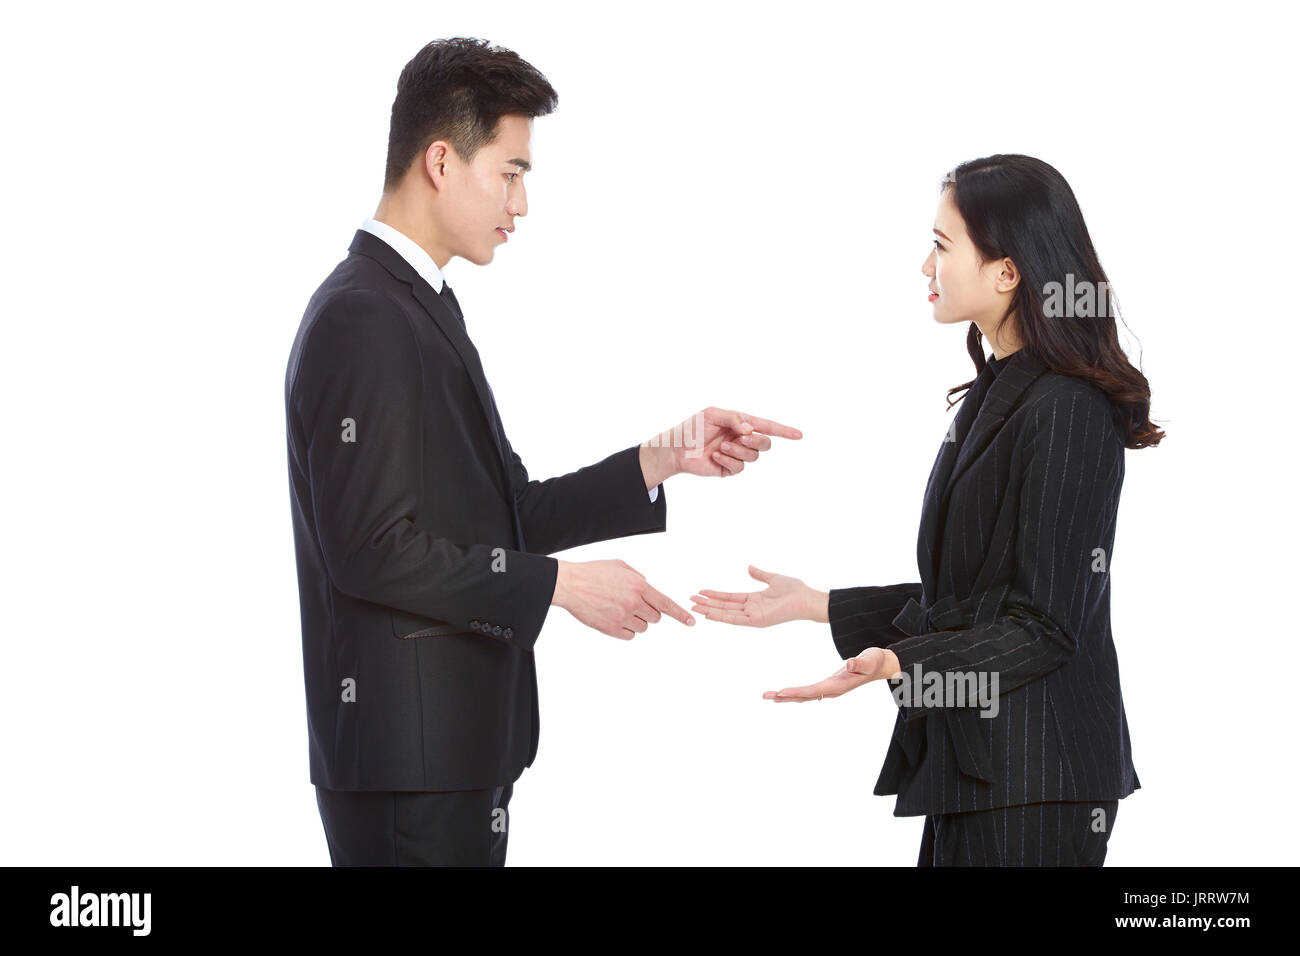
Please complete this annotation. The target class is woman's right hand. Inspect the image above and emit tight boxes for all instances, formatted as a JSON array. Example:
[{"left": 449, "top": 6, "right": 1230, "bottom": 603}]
[{"left": 690, "top": 565, "right": 828, "bottom": 628}]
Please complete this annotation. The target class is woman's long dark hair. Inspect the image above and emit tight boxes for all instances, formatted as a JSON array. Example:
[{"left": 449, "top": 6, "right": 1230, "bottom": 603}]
[{"left": 941, "top": 154, "right": 1163, "bottom": 449}]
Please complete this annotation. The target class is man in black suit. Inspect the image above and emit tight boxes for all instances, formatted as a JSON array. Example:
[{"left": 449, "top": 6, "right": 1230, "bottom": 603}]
[{"left": 284, "top": 37, "right": 800, "bottom": 866}]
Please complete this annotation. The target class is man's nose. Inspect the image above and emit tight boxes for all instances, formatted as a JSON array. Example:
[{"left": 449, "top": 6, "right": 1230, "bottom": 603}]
[{"left": 508, "top": 183, "right": 527, "bottom": 218}]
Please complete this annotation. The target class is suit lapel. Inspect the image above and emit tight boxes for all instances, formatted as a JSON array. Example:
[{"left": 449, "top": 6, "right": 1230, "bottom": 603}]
[
  {"left": 346, "top": 230, "right": 513, "bottom": 492},
  {"left": 916, "top": 349, "right": 1048, "bottom": 601},
  {"left": 947, "top": 350, "right": 1047, "bottom": 494}
]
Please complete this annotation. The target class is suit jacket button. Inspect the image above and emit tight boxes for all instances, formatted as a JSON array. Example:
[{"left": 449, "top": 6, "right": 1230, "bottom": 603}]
[
  {"left": 503, "top": 627, "right": 513, "bottom": 639},
  {"left": 470, "top": 619, "right": 481, "bottom": 631},
  {"left": 492, "top": 625, "right": 503, "bottom": 636}
]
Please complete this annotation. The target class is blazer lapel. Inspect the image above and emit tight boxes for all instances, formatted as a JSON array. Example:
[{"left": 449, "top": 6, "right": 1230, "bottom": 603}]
[
  {"left": 916, "top": 349, "right": 1048, "bottom": 601},
  {"left": 346, "top": 230, "right": 513, "bottom": 492},
  {"left": 946, "top": 349, "right": 1047, "bottom": 494}
]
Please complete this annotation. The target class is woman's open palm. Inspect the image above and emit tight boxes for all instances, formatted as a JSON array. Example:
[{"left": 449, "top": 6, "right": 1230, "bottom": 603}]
[{"left": 691, "top": 566, "right": 810, "bottom": 628}]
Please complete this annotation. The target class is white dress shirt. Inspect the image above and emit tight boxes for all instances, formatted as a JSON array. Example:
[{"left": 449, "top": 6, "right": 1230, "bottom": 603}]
[
  {"left": 360, "top": 217, "right": 446, "bottom": 292},
  {"left": 358, "top": 218, "right": 660, "bottom": 503}
]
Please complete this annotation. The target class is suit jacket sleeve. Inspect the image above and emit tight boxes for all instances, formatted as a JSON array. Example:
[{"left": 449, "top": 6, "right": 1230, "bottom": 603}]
[
  {"left": 888, "top": 389, "right": 1124, "bottom": 715},
  {"left": 827, "top": 583, "right": 924, "bottom": 659},
  {"left": 290, "top": 290, "right": 558, "bottom": 650},
  {"left": 508, "top": 443, "right": 667, "bottom": 555}
]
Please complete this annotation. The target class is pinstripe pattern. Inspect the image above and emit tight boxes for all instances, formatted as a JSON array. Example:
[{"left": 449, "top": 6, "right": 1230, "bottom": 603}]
[
  {"left": 828, "top": 349, "right": 1140, "bottom": 816},
  {"left": 917, "top": 799, "right": 1117, "bottom": 866}
]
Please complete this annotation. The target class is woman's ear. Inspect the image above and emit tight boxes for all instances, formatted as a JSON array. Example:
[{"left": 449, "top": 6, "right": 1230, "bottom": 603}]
[{"left": 993, "top": 256, "right": 1020, "bottom": 294}]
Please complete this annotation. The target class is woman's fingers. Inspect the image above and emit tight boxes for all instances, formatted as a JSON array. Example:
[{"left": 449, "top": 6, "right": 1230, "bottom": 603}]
[
  {"left": 763, "top": 667, "right": 871, "bottom": 702},
  {"left": 691, "top": 592, "right": 747, "bottom": 609},
  {"left": 696, "top": 565, "right": 781, "bottom": 602},
  {"left": 694, "top": 589, "right": 754, "bottom": 603},
  {"left": 692, "top": 605, "right": 755, "bottom": 626}
]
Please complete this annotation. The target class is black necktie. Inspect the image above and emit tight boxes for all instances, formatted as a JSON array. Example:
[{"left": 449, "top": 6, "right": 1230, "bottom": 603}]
[
  {"left": 438, "top": 279, "right": 510, "bottom": 482},
  {"left": 438, "top": 280, "right": 522, "bottom": 544},
  {"left": 440, "top": 282, "right": 464, "bottom": 326}
]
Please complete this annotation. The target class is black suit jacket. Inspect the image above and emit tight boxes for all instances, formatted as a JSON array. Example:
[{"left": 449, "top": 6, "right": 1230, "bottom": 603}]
[
  {"left": 828, "top": 349, "right": 1140, "bottom": 815},
  {"left": 285, "top": 229, "right": 667, "bottom": 791}
]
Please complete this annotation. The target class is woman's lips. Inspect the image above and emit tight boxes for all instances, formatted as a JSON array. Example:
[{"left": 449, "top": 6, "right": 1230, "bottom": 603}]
[
  {"left": 928, "top": 292, "right": 939, "bottom": 302},
  {"left": 496, "top": 228, "right": 509, "bottom": 241}
]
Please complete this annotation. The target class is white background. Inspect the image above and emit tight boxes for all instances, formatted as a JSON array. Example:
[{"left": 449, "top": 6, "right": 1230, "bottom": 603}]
[{"left": 2, "top": 0, "right": 1296, "bottom": 866}]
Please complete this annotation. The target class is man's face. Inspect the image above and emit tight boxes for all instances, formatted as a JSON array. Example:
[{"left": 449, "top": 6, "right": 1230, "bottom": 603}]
[{"left": 434, "top": 114, "right": 532, "bottom": 266}]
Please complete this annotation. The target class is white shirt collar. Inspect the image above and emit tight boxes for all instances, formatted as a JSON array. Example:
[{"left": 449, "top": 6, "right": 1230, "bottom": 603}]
[{"left": 359, "top": 218, "right": 445, "bottom": 293}]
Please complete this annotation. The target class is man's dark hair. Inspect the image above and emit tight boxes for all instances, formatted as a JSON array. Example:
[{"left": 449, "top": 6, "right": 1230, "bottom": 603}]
[{"left": 384, "top": 37, "right": 559, "bottom": 191}]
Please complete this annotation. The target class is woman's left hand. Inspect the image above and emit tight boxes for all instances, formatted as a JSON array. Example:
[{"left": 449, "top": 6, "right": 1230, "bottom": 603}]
[{"left": 763, "top": 647, "right": 902, "bottom": 702}]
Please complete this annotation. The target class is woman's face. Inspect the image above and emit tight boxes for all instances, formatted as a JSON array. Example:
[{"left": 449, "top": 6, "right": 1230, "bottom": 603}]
[{"left": 922, "top": 185, "right": 1018, "bottom": 331}]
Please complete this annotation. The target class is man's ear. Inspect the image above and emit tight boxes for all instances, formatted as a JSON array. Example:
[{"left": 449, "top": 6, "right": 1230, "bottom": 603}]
[{"left": 423, "top": 140, "right": 450, "bottom": 189}]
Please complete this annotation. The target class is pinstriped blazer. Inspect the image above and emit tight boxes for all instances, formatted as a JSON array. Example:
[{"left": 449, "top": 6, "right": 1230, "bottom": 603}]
[{"left": 828, "top": 348, "right": 1140, "bottom": 816}]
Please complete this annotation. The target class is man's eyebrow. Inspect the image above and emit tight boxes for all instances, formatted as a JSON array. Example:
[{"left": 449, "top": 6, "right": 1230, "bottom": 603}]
[
  {"left": 933, "top": 228, "right": 952, "bottom": 241},
  {"left": 506, "top": 157, "right": 532, "bottom": 172}
]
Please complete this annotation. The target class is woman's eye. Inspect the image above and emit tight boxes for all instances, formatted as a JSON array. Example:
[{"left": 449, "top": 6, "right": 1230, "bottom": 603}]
[
  {"left": 506, "top": 172, "right": 518, "bottom": 183},
  {"left": 933, "top": 239, "right": 944, "bottom": 251}
]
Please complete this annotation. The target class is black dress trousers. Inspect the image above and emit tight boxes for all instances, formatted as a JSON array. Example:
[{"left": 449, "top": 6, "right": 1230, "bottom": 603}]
[
  {"left": 315, "top": 783, "right": 514, "bottom": 866},
  {"left": 917, "top": 799, "right": 1118, "bottom": 866}
]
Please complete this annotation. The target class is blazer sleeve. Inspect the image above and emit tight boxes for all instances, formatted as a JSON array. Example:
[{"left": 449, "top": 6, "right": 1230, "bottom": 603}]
[
  {"left": 290, "top": 290, "right": 558, "bottom": 650},
  {"left": 888, "top": 389, "right": 1124, "bottom": 710},
  {"left": 508, "top": 443, "right": 668, "bottom": 556},
  {"left": 827, "top": 583, "right": 924, "bottom": 659}
]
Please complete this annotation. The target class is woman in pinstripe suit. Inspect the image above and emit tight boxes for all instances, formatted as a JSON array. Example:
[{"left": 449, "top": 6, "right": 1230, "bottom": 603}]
[{"left": 692, "top": 154, "right": 1161, "bottom": 866}]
